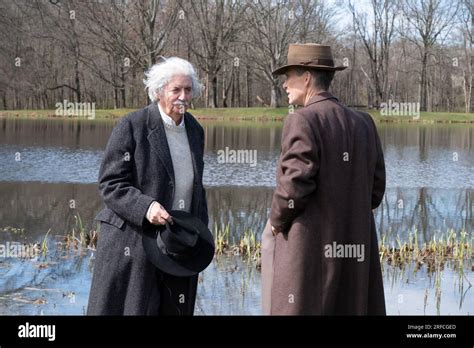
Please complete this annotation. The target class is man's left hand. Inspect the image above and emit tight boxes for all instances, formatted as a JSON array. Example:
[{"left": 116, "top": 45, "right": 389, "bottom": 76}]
[{"left": 271, "top": 225, "right": 281, "bottom": 236}]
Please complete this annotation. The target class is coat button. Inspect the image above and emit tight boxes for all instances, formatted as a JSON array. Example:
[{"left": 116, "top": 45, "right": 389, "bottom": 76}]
[{"left": 169, "top": 181, "right": 173, "bottom": 187}]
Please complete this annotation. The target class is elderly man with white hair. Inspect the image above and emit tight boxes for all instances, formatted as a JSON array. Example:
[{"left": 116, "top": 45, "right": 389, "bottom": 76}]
[{"left": 87, "top": 57, "right": 209, "bottom": 315}]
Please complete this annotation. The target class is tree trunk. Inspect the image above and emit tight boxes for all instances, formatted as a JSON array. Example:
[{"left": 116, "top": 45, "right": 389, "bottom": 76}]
[
  {"left": 350, "top": 39, "right": 356, "bottom": 106},
  {"left": 246, "top": 63, "right": 251, "bottom": 107},
  {"left": 71, "top": 19, "right": 82, "bottom": 103},
  {"left": 236, "top": 67, "right": 241, "bottom": 107},
  {"left": 270, "top": 82, "right": 281, "bottom": 108},
  {"left": 420, "top": 52, "right": 428, "bottom": 112},
  {"left": 230, "top": 71, "right": 234, "bottom": 108},
  {"left": 463, "top": 70, "right": 472, "bottom": 113},
  {"left": 2, "top": 92, "right": 7, "bottom": 110},
  {"left": 222, "top": 68, "right": 227, "bottom": 108},
  {"left": 210, "top": 73, "right": 218, "bottom": 108},
  {"left": 113, "top": 87, "right": 118, "bottom": 109},
  {"left": 120, "top": 64, "right": 126, "bottom": 108},
  {"left": 205, "top": 73, "right": 209, "bottom": 108}
]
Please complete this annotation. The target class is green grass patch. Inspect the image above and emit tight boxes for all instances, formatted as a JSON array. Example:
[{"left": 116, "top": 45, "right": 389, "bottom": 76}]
[
  {"left": 192, "top": 107, "right": 287, "bottom": 121},
  {"left": 1, "top": 107, "right": 474, "bottom": 123},
  {"left": 0, "top": 109, "right": 135, "bottom": 120}
]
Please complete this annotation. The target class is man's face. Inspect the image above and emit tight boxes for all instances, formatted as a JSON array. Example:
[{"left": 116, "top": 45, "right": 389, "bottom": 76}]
[
  {"left": 282, "top": 69, "right": 308, "bottom": 106},
  {"left": 158, "top": 74, "right": 193, "bottom": 118}
]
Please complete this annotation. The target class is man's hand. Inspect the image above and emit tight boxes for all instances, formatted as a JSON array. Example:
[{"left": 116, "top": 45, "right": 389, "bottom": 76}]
[
  {"left": 271, "top": 225, "right": 282, "bottom": 236},
  {"left": 146, "top": 201, "right": 173, "bottom": 225}
]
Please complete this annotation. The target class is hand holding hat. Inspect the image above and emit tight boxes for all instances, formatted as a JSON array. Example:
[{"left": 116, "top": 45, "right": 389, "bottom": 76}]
[
  {"left": 143, "top": 210, "right": 215, "bottom": 277},
  {"left": 146, "top": 201, "right": 173, "bottom": 225}
]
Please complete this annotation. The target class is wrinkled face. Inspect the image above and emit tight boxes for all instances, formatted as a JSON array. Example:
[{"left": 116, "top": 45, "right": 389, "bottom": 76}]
[
  {"left": 282, "top": 69, "right": 308, "bottom": 106},
  {"left": 158, "top": 74, "right": 193, "bottom": 118}
]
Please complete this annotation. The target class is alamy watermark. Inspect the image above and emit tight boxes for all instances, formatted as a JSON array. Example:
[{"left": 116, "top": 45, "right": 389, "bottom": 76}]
[
  {"left": 55, "top": 100, "right": 96, "bottom": 119},
  {"left": 324, "top": 242, "right": 365, "bottom": 262},
  {"left": 0, "top": 242, "right": 40, "bottom": 258},
  {"left": 18, "top": 322, "right": 55, "bottom": 341},
  {"left": 380, "top": 100, "right": 420, "bottom": 120},
  {"left": 217, "top": 147, "right": 257, "bottom": 167}
]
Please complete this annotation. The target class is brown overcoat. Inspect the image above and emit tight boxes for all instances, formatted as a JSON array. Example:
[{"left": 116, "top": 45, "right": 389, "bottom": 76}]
[{"left": 262, "top": 91, "right": 386, "bottom": 315}]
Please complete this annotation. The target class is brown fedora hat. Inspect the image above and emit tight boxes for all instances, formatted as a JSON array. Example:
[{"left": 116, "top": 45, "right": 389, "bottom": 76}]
[{"left": 272, "top": 43, "right": 347, "bottom": 76}]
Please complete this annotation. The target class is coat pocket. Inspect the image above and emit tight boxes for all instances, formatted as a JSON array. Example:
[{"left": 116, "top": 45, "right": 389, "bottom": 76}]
[{"left": 95, "top": 208, "right": 126, "bottom": 230}]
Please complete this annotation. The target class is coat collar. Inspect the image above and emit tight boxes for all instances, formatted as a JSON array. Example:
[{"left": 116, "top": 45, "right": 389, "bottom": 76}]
[
  {"left": 146, "top": 103, "right": 201, "bottom": 187},
  {"left": 147, "top": 103, "right": 174, "bottom": 183},
  {"left": 305, "top": 91, "right": 338, "bottom": 107}
]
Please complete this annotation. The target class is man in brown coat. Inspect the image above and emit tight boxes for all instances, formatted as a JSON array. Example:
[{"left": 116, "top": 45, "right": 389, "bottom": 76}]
[{"left": 261, "top": 44, "right": 386, "bottom": 315}]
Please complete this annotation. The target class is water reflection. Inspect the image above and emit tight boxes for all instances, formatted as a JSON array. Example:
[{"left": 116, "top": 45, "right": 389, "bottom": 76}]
[
  {"left": 0, "top": 182, "right": 471, "bottom": 244},
  {"left": 0, "top": 145, "right": 102, "bottom": 183},
  {"left": 376, "top": 188, "right": 473, "bottom": 244},
  {"left": 0, "top": 182, "right": 102, "bottom": 241},
  {"left": 0, "top": 118, "right": 113, "bottom": 149},
  {"left": 0, "top": 249, "right": 93, "bottom": 315},
  {"left": 0, "top": 252, "right": 471, "bottom": 315},
  {"left": 383, "top": 260, "right": 473, "bottom": 315},
  {"left": 196, "top": 256, "right": 261, "bottom": 315},
  {"left": 0, "top": 118, "right": 473, "bottom": 315},
  {"left": 0, "top": 119, "right": 473, "bottom": 188},
  {"left": 3, "top": 146, "right": 471, "bottom": 188}
]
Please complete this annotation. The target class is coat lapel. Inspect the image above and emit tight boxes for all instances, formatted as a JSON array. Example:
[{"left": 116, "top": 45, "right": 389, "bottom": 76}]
[
  {"left": 184, "top": 112, "right": 202, "bottom": 184},
  {"left": 147, "top": 103, "right": 175, "bottom": 185},
  {"left": 184, "top": 113, "right": 204, "bottom": 213}
]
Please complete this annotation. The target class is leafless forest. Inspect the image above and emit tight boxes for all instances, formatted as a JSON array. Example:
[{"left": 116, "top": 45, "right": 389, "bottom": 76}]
[{"left": 0, "top": 0, "right": 472, "bottom": 111}]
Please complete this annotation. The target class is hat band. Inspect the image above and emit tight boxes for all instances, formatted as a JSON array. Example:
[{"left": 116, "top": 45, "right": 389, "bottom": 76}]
[
  {"left": 298, "top": 58, "right": 334, "bottom": 67},
  {"left": 156, "top": 232, "right": 202, "bottom": 262}
]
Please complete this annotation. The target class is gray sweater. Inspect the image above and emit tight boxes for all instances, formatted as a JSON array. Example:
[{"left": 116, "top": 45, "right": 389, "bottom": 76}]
[{"left": 163, "top": 121, "right": 194, "bottom": 212}]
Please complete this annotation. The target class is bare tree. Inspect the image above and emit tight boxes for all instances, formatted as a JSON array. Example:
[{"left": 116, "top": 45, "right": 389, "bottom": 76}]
[
  {"left": 296, "top": 0, "right": 336, "bottom": 43},
  {"left": 401, "top": 0, "right": 460, "bottom": 111},
  {"left": 349, "top": 0, "right": 399, "bottom": 108},
  {"left": 80, "top": 1, "right": 133, "bottom": 108},
  {"left": 81, "top": 0, "right": 179, "bottom": 107},
  {"left": 245, "top": 0, "right": 298, "bottom": 107},
  {"left": 0, "top": 1, "right": 22, "bottom": 109},
  {"left": 178, "top": 0, "right": 247, "bottom": 108},
  {"left": 132, "top": 0, "right": 179, "bottom": 69},
  {"left": 30, "top": 0, "right": 85, "bottom": 102},
  {"left": 0, "top": 0, "right": 471, "bottom": 113},
  {"left": 458, "top": 0, "right": 473, "bottom": 113}
]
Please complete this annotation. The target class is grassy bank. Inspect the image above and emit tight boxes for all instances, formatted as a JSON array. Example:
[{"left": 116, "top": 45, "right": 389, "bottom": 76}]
[
  {"left": 193, "top": 108, "right": 474, "bottom": 124},
  {"left": 1, "top": 107, "right": 474, "bottom": 123},
  {"left": 0, "top": 109, "right": 135, "bottom": 120}
]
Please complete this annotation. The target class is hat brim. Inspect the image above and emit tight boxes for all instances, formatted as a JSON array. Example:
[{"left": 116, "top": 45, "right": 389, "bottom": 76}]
[
  {"left": 272, "top": 64, "right": 347, "bottom": 76},
  {"left": 142, "top": 210, "right": 215, "bottom": 277}
]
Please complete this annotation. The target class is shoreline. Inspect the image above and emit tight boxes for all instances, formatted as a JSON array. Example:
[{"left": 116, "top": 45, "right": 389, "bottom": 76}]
[{"left": 1, "top": 108, "right": 474, "bottom": 124}]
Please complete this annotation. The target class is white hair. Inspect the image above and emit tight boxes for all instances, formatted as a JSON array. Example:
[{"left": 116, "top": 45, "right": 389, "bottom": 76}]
[{"left": 143, "top": 57, "right": 202, "bottom": 102}]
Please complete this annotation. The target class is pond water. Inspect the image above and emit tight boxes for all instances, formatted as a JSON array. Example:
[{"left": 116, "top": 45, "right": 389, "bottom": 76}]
[{"left": 0, "top": 117, "right": 472, "bottom": 315}]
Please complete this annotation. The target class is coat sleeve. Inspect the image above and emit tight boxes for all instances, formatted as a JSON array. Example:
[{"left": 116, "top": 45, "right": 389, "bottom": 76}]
[
  {"left": 98, "top": 117, "right": 155, "bottom": 227},
  {"left": 270, "top": 113, "right": 319, "bottom": 233},
  {"left": 371, "top": 125, "right": 386, "bottom": 209}
]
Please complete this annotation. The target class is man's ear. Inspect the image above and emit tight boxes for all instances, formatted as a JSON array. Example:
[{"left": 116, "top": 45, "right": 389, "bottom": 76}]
[
  {"left": 305, "top": 71, "right": 312, "bottom": 87},
  {"left": 156, "top": 90, "right": 162, "bottom": 100}
]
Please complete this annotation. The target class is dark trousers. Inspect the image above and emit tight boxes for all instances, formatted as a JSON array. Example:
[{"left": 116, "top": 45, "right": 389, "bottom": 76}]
[{"left": 156, "top": 270, "right": 199, "bottom": 315}]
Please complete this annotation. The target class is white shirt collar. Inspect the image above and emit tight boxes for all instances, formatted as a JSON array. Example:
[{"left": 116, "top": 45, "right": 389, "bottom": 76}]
[{"left": 157, "top": 103, "right": 185, "bottom": 128}]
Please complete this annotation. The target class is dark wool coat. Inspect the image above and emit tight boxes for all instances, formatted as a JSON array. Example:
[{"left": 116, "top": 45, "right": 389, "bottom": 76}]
[
  {"left": 263, "top": 91, "right": 386, "bottom": 315},
  {"left": 87, "top": 103, "right": 208, "bottom": 315}
]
